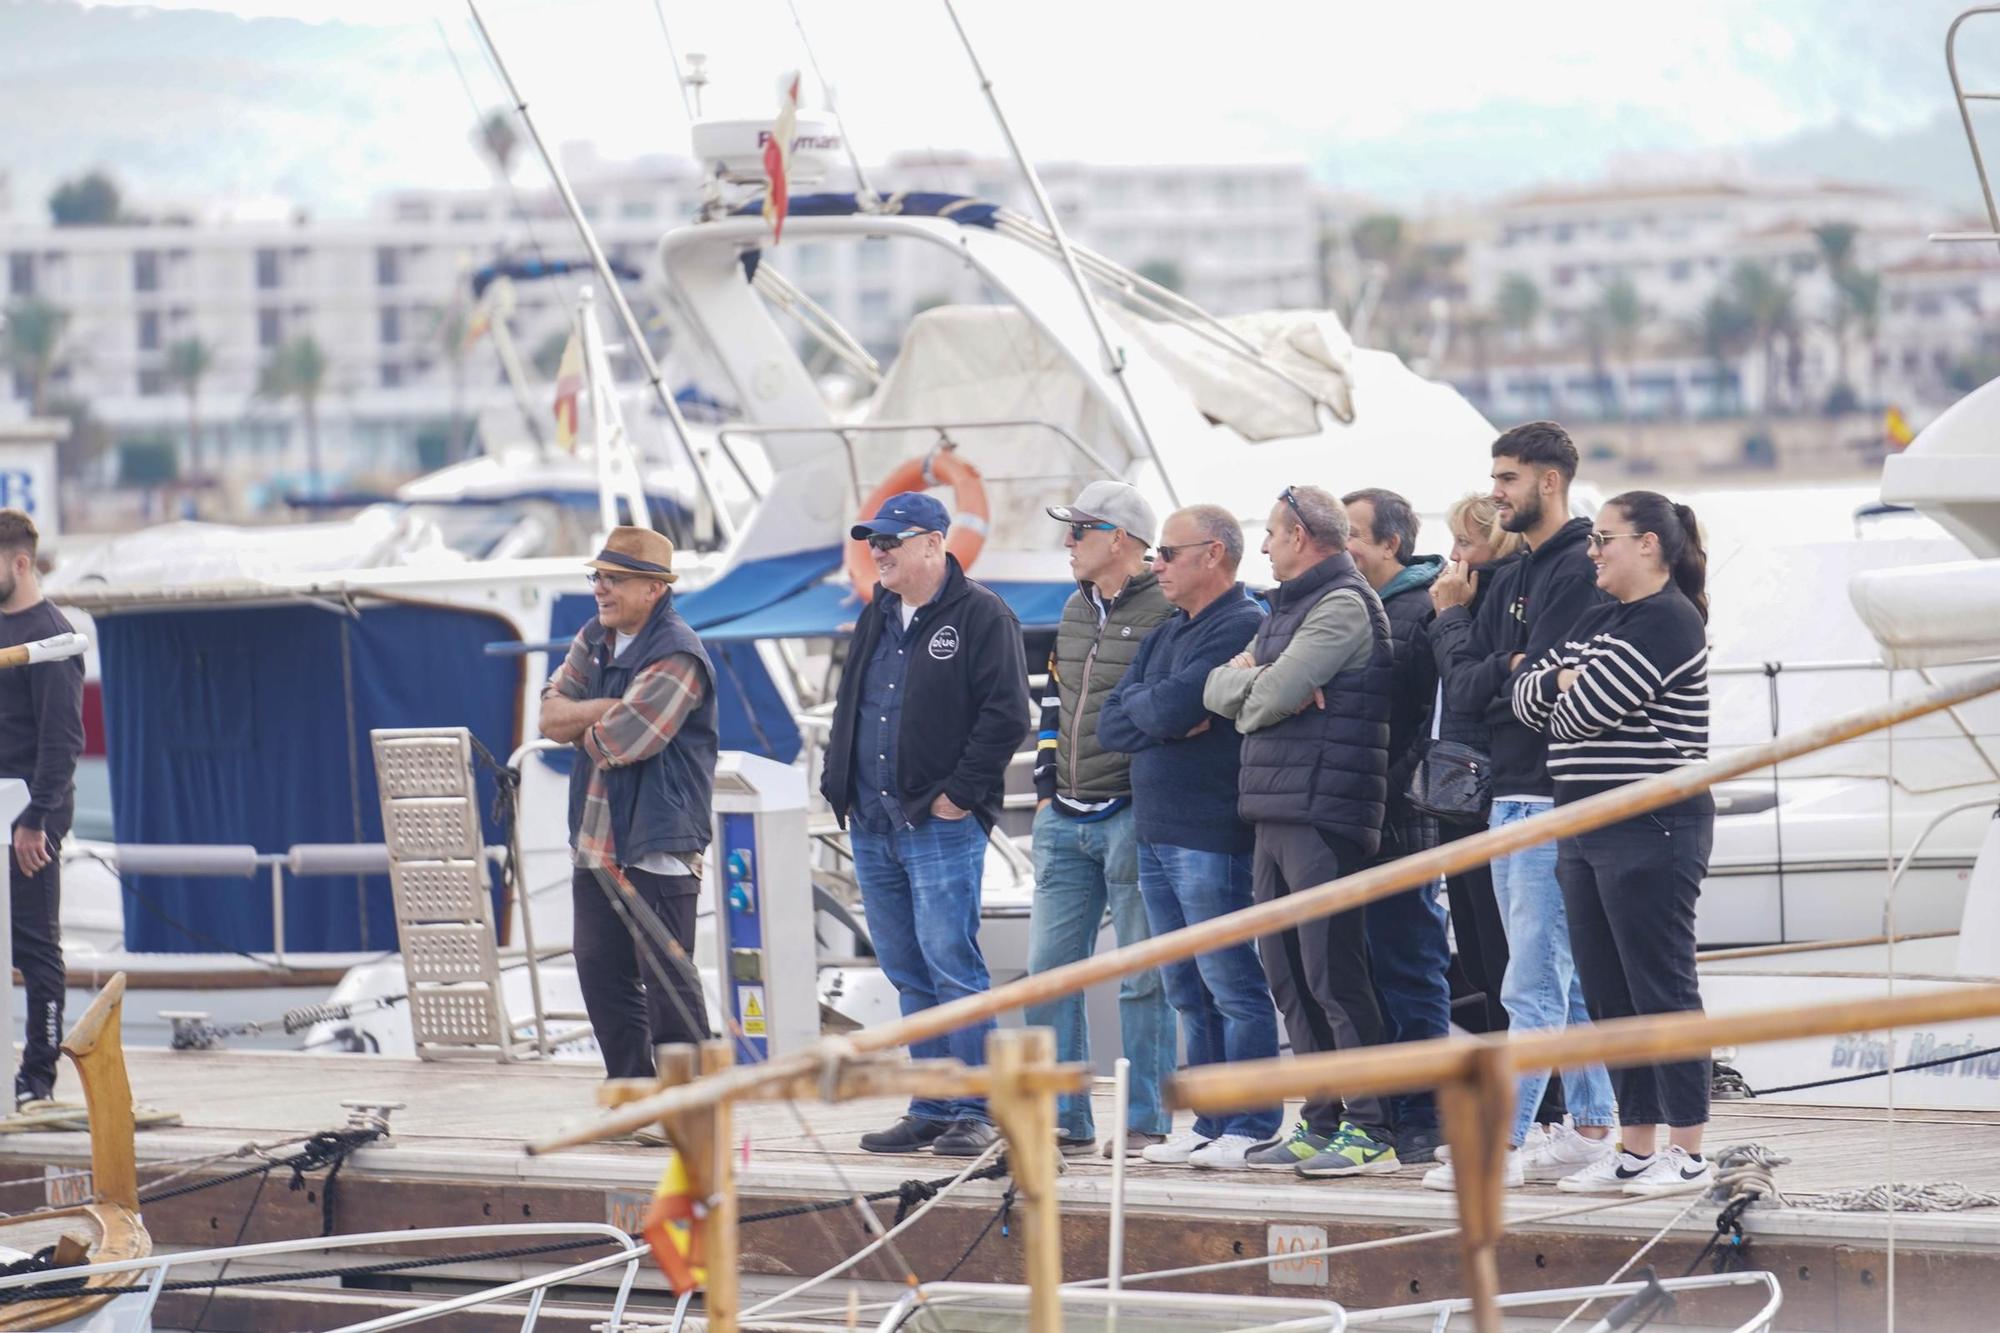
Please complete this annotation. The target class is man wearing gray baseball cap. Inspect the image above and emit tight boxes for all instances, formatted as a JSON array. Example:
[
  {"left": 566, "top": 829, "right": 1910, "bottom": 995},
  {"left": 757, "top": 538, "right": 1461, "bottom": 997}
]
[{"left": 1025, "top": 480, "right": 1177, "bottom": 1158}]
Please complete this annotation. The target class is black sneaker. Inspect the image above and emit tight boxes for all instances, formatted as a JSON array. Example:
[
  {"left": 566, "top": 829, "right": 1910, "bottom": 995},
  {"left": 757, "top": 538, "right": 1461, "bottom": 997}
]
[
  {"left": 1056, "top": 1131, "right": 1097, "bottom": 1157},
  {"left": 859, "top": 1115, "right": 951, "bottom": 1154},
  {"left": 932, "top": 1118, "right": 1000, "bottom": 1156},
  {"left": 1396, "top": 1127, "right": 1444, "bottom": 1165},
  {"left": 13, "top": 1081, "right": 51, "bottom": 1113}
]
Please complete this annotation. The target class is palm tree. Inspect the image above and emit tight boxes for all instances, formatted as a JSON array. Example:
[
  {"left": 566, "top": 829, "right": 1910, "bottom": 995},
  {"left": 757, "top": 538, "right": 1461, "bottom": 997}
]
[
  {"left": 1596, "top": 277, "right": 1644, "bottom": 417},
  {"left": 1729, "top": 261, "right": 1796, "bottom": 415},
  {"left": 258, "top": 336, "right": 330, "bottom": 494},
  {"left": 1691, "top": 292, "right": 1755, "bottom": 416},
  {"left": 1812, "top": 223, "right": 1861, "bottom": 407},
  {"left": 1496, "top": 274, "right": 1540, "bottom": 348},
  {"left": 1, "top": 298, "right": 70, "bottom": 416},
  {"left": 164, "top": 336, "right": 216, "bottom": 483},
  {"left": 475, "top": 109, "right": 520, "bottom": 183},
  {"left": 1838, "top": 268, "right": 1883, "bottom": 409}
]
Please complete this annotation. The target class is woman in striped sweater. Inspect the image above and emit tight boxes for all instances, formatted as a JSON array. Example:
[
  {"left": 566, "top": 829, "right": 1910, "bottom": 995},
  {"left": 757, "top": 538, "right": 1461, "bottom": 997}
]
[{"left": 1510, "top": 490, "right": 1714, "bottom": 1196}]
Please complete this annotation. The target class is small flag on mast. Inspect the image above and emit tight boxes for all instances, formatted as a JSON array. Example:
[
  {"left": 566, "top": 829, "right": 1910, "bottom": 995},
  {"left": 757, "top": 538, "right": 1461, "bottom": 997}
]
[
  {"left": 762, "top": 72, "right": 801, "bottom": 243},
  {"left": 552, "top": 328, "right": 584, "bottom": 452}
]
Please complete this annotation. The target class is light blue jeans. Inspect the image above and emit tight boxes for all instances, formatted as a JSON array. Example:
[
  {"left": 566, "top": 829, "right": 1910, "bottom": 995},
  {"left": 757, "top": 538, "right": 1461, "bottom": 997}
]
[
  {"left": 1025, "top": 804, "right": 1174, "bottom": 1139},
  {"left": 1490, "top": 799, "right": 1617, "bottom": 1146}
]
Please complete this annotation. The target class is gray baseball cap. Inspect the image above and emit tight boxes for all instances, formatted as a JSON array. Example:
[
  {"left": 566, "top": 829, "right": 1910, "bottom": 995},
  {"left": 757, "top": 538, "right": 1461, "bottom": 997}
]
[{"left": 1046, "top": 480, "right": 1157, "bottom": 546}]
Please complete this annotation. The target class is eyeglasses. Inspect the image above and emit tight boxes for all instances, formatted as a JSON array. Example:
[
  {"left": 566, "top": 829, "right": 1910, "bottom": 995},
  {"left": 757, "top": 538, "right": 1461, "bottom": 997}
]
[
  {"left": 587, "top": 571, "right": 636, "bottom": 588},
  {"left": 866, "top": 527, "right": 930, "bottom": 552},
  {"left": 1279, "top": 486, "right": 1319, "bottom": 541},
  {"left": 1067, "top": 521, "right": 1118, "bottom": 542},
  {"left": 1586, "top": 530, "right": 1645, "bottom": 550},
  {"left": 1154, "top": 539, "right": 1219, "bottom": 565}
]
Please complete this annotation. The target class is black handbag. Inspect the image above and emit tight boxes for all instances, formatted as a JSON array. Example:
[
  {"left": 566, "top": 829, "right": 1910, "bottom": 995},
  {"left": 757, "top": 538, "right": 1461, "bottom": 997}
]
[
  {"left": 1405, "top": 684, "right": 1492, "bottom": 823},
  {"left": 1405, "top": 739, "right": 1492, "bottom": 823}
]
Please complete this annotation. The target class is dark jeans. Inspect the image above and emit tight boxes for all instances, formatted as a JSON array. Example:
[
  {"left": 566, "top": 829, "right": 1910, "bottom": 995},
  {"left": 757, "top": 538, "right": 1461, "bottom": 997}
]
[
  {"left": 1557, "top": 811, "right": 1714, "bottom": 1129},
  {"left": 13, "top": 837, "right": 63, "bottom": 1099},
  {"left": 1251, "top": 823, "right": 1386, "bottom": 1137},
  {"left": 1362, "top": 875, "right": 1451, "bottom": 1133},
  {"left": 572, "top": 866, "right": 710, "bottom": 1081}
]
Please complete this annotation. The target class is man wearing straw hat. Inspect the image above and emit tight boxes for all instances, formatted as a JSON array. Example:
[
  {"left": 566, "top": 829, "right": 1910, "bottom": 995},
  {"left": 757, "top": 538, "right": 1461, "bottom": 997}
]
[{"left": 541, "top": 526, "right": 718, "bottom": 1081}]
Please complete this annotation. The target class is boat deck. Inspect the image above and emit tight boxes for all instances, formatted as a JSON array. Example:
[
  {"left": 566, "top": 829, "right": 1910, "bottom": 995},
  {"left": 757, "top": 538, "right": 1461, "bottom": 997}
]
[{"left": 4, "top": 1048, "right": 1998, "bottom": 1329}]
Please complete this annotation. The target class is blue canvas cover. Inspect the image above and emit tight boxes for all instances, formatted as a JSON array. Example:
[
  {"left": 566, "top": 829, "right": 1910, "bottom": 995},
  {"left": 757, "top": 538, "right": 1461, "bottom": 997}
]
[{"left": 99, "top": 602, "right": 520, "bottom": 954}]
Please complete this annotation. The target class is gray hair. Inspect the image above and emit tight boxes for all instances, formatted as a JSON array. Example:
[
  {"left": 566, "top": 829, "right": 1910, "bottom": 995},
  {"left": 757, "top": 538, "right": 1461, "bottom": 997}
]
[
  {"left": 1174, "top": 504, "right": 1244, "bottom": 567},
  {"left": 1342, "top": 487, "right": 1419, "bottom": 564},
  {"left": 1280, "top": 484, "right": 1348, "bottom": 550}
]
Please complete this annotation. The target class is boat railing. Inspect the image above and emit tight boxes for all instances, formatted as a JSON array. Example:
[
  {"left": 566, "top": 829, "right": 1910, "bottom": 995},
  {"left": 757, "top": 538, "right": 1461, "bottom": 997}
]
[
  {"left": 713, "top": 417, "right": 1120, "bottom": 513},
  {"left": 873, "top": 1283, "right": 1348, "bottom": 1331},
  {"left": 0, "top": 1221, "right": 647, "bottom": 1332},
  {"left": 1938, "top": 6, "right": 2000, "bottom": 247}
]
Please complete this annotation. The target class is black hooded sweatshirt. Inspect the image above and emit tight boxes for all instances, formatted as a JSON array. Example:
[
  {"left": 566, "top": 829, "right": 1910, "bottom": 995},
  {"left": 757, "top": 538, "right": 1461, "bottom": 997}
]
[{"left": 1427, "top": 516, "right": 1608, "bottom": 800}]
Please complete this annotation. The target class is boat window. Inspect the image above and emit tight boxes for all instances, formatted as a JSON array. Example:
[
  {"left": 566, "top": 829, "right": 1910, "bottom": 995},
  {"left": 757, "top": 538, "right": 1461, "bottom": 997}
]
[{"left": 400, "top": 500, "right": 597, "bottom": 560}]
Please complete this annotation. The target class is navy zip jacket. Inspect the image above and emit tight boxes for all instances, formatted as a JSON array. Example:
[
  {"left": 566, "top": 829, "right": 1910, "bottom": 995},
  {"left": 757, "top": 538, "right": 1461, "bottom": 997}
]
[
  {"left": 1427, "top": 516, "right": 1608, "bottom": 800},
  {"left": 821, "top": 555, "right": 1030, "bottom": 833},
  {"left": 1097, "top": 583, "right": 1265, "bottom": 855}
]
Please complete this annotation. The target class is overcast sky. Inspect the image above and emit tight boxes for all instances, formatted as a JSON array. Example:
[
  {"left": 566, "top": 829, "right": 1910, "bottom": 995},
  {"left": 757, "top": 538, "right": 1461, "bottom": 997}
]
[{"left": 1, "top": 0, "right": 1989, "bottom": 218}]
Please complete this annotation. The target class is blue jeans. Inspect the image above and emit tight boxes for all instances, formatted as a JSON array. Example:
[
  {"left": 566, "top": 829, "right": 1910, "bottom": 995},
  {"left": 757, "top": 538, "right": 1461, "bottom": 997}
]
[
  {"left": 851, "top": 816, "right": 994, "bottom": 1124},
  {"left": 1025, "top": 805, "right": 1174, "bottom": 1139},
  {"left": 1362, "top": 877, "right": 1452, "bottom": 1132},
  {"left": 1136, "top": 841, "right": 1280, "bottom": 1142},
  {"left": 1489, "top": 800, "right": 1617, "bottom": 1146}
]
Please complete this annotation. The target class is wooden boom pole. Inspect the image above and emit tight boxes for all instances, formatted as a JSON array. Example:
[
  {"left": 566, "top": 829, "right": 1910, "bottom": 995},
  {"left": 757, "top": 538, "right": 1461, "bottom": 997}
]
[{"left": 532, "top": 663, "right": 2000, "bottom": 1156}]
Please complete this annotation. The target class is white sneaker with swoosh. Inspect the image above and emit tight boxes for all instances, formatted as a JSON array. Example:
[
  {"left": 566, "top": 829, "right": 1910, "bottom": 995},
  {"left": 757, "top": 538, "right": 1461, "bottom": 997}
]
[
  {"left": 1620, "top": 1145, "right": 1715, "bottom": 1195},
  {"left": 1556, "top": 1145, "right": 1657, "bottom": 1194}
]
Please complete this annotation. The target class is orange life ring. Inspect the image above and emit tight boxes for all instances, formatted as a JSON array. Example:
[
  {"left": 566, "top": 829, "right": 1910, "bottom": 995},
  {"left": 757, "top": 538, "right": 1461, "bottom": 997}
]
[{"left": 844, "top": 447, "right": 988, "bottom": 600}]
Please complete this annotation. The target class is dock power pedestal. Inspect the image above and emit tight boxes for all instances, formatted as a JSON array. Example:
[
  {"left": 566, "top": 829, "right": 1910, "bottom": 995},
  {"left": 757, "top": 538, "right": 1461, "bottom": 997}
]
[{"left": 709, "top": 753, "right": 813, "bottom": 1060}]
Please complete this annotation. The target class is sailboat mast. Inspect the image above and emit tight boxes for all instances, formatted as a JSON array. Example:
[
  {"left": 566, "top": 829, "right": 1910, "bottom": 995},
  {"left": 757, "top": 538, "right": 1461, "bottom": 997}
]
[
  {"left": 465, "top": 1, "right": 738, "bottom": 544},
  {"left": 937, "top": 0, "right": 1179, "bottom": 506}
]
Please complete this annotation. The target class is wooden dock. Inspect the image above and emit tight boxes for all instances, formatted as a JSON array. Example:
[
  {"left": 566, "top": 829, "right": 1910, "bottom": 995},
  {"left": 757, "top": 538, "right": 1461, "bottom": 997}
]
[{"left": 1, "top": 1048, "right": 1997, "bottom": 1329}]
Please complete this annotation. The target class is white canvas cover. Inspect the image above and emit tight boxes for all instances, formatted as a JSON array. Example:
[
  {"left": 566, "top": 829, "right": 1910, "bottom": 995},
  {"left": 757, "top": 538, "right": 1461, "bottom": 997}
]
[{"left": 1107, "top": 307, "right": 1356, "bottom": 440}]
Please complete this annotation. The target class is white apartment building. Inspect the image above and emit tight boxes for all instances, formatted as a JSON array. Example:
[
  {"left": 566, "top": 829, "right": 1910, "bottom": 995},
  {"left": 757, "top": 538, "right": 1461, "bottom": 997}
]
[{"left": 0, "top": 147, "right": 1318, "bottom": 501}]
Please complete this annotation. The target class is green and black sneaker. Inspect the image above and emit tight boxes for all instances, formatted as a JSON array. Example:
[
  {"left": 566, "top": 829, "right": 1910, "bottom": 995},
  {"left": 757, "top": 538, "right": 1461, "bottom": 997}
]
[
  {"left": 1242, "top": 1120, "right": 1334, "bottom": 1171},
  {"left": 1295, "top": 1121, "right": 1400, "bottom": 1178}
]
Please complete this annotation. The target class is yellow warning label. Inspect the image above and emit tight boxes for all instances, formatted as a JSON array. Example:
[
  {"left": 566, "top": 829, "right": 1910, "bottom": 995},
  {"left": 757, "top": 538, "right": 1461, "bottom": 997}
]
[{"left": 740, "top": 986, "right": 767, "bottom": 1038}]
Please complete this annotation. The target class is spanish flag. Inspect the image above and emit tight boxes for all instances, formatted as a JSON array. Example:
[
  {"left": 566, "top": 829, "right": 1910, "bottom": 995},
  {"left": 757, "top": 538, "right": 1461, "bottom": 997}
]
[
  {"left": 1885, "top": 404, "right": 1916, "bottom": 451},
  {"left": 552, "top": 328, "right": 584, "bottom": 452},
  {"left": 762, "top": 73, "right": 801, "bottom": 244}
]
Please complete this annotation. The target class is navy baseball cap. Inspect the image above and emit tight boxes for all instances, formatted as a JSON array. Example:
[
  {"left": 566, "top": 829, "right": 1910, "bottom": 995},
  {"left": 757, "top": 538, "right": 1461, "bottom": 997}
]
[{"left": 850, "top": 490, "right": 952, "bottom": 540}]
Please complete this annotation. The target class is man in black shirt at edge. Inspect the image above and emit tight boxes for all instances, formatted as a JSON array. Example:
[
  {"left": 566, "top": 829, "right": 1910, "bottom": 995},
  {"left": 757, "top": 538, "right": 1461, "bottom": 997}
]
[{"left": 0, "top": 510, "right": 83, "bottom": 1108}]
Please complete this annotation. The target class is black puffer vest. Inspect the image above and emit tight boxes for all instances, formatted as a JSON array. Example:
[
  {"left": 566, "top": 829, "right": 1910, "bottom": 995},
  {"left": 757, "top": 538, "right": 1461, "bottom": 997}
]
[{"left": 1237, "top": 552, "right": 1394, "bottom": 856}]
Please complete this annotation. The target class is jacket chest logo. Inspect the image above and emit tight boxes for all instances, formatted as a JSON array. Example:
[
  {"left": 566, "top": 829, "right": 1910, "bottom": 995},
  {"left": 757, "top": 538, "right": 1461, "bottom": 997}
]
[
  {"left": 928, "top": 625, "right": 960, "bottom": 660},
  {"left": 1119, "top": 625, "right": 1132, "bottom": 638}
]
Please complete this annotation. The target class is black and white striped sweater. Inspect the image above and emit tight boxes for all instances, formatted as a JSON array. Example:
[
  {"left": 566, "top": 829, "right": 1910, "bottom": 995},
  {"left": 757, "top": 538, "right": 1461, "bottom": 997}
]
[{"left": 1510, "top": 586, "right": 1712, "bottom": 814}]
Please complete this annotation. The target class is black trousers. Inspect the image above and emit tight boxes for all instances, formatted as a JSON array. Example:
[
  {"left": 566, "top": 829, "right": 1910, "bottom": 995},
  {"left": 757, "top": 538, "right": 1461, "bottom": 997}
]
[
  {"left": 572, "top": 866, "right": 711, "bottom": 1080},
  {"left": 13, "top": 837, "right": 64, "bottom": 1099},
  {"left": 1252, "top": 823, "right": 1387, "bottom": 1137},
  {"left": 1557, "top": 811, "right": 1714, "bottom": 1129}
]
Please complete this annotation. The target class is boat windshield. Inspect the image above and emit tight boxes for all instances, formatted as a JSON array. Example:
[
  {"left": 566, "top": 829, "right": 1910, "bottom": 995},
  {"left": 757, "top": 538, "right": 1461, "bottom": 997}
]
[{"left": 397, "top": 499, "right": 602, "bottom": 561}]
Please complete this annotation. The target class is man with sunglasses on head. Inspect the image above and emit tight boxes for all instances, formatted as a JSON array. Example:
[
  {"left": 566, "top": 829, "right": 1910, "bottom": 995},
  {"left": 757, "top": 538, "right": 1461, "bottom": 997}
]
[
  {"left": 1203, "top": 484, "right": 1398, "bottom": 1178},
  {"left": 541, "top": 526, "right": 717, "bottom": 1082},
  {"left": 1024, "top": 480, "right": 1176, "bottom": 1160},
  {"left": 822, "top": 491, "right": 1030, "bottom": 1158},
  {"left": 1098, "top": 505, "right": 1279, "bottom": 1170}
]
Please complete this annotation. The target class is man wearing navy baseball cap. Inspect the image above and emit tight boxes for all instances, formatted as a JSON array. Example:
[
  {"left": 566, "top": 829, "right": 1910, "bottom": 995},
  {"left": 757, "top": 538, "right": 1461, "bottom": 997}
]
[{"left": 821, "top": 491, "right": 1030, "bottom": 1157}]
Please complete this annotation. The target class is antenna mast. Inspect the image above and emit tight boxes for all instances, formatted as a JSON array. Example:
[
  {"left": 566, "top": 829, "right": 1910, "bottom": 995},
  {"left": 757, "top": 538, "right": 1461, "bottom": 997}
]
[{"left": 466, "top": 0, "right": 738, "bottom": 544}]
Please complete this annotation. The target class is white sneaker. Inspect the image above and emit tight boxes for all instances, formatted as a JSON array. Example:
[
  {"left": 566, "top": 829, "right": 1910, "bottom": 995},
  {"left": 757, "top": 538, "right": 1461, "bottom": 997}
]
[
  {"left": 1437, "top": 1119, "right": 1548, "bottom": 1166},
  {"left": 1140, "top": 1130, "right": 1212, "bottom": 1165},
  {"left": 1520, "top": 1124, "right": 1615, "bottom": 1183},
  {"left": 1556, "top": 1145, "right": 1656, "bottom": 1194},
  {"left": 1621, "top": 1145, "right": 1715, "bottom": 1196},
  {"left": 1420, "top": 1148, "right": 1524, "bottom": 1192},
  {"left": 1187, "top": 1134, "right": 1260, "bottom": 1169}
]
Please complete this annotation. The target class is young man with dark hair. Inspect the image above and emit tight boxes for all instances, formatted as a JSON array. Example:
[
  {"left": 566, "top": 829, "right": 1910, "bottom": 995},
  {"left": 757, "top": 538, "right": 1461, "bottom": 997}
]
[
  {"left": 0, "top": 511, "right": 83, "bottom": 1109},
  {"left": 1424, "top": 421, "right": 1619, "bottom": 1191}
]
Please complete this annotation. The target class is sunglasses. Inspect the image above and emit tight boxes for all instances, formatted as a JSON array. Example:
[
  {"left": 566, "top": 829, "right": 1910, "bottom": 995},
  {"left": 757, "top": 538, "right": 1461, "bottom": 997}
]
[
  {"left": 866, "top": 526, "right": 931, "bottom": 552},
  {"left": 1279, "top": 485, "right": 1319, "bottom": 541},
  {"left": 1586, "top": 530, "right": 1645, "bottom": 550},
  {"left": 1154, "top": 539, "right": 1219, "bottom": 565},
  {"left": 1067, "top": 521, "right": 1118, "bottom": 542}
]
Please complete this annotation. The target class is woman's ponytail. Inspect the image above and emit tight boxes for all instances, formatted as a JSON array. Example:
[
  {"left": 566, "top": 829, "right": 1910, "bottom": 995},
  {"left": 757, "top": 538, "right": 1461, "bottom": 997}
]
[{"left": 1606, "top": 491, "right": 1709, "bottom": 622}]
